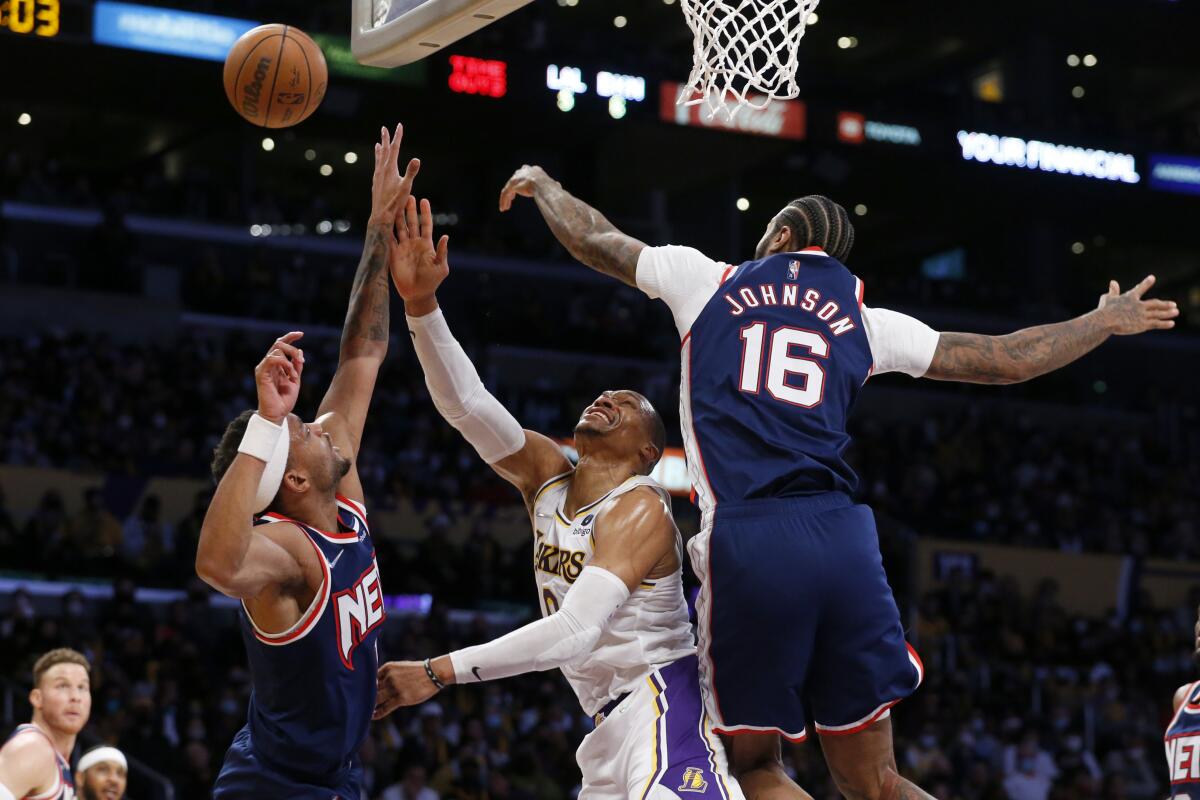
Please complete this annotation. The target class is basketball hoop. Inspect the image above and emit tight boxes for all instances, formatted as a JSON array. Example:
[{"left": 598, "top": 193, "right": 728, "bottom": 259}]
[{"left": 678, "top": 0, "right": 819, "bottom": 118}]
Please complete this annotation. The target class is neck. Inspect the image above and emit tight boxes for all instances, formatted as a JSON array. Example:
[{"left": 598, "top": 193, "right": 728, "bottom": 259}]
[
  {"left": 566, "top": 452, "right": 638, "bottom": 515},
  {"left": 279, "top": 490, "right": 340, "bottom": 532},
  {"left": 31, "top": 716, "right": 74, "bottom": 760}
]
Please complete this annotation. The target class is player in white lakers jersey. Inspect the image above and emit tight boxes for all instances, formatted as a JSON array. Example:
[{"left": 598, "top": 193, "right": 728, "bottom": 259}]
[
  {"left": 373, "top": 199, "right": 743, "bottom": 800},
  {"left": 0, "top": 649, "right": 90, "bottom": 800}
]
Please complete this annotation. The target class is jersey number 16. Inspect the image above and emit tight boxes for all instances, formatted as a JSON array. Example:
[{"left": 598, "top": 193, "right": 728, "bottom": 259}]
[{"left": 738, "top": 324, "right": 828, "bottom": 408}]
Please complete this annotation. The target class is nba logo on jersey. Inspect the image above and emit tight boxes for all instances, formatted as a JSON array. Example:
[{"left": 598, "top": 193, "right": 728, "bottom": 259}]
[
  {"left": 678, "top": 767, "right": 709, "bottom": 793},
  {"left": 787, "top": 260, "right": 801, "bottom": 281}
]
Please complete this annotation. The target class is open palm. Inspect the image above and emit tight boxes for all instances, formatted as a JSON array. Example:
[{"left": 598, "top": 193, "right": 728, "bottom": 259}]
[{"left": 389, "top": 196, "right": 450, "bottom": 303}]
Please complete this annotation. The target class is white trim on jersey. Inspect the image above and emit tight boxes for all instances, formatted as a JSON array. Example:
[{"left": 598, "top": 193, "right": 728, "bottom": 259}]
[
  {"left": 337, "top": 495, "right": 367, "bottom": 521},
  {"left": 1171, "top": 681, "right": 1200, "bottom": 727},
  {"left": 680, "top": 336, "right": 716, "bottom": 523},
  {"left": 813, "top": 645, "right": 924, "bottom": 736},
  {"left": 713, "top": 722, "right": 808, "bottom": 743},
  {"left": 242, "top": 531, "right": 331, "bottom": 646}
]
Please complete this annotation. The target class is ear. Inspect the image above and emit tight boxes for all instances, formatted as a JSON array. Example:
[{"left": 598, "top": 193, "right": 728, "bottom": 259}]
[
  {"left": 639, "top": 443, "right": 660, "bottom": 475},
  {"left": 29, "top": 687, "right": 41, "bottom": 711},
  {"left": 282, "top": 469, "right": 311, "bottom": 495},
  {"left": 774, "top": 224, "right": 793, "bottom": 250}
]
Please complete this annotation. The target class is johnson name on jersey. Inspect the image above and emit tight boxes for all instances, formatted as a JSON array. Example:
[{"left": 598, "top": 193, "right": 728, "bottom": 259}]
[{"left": 530, "top": 473, "right": 695, "bottom": 717}]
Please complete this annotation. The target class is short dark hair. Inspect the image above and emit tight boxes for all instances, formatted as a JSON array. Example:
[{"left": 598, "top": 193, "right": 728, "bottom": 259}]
[
  {"left": 777, "top": 195, "right": 855, "bottom": 262},
  {"left": 633, "top": 393, "right": 667, "bottom": 473},
  {"left": 211, "top": 409, "right": 256, "bottom": 485},
  {"left": 33, "top": 648, "right": 90, "bottom": 687}
]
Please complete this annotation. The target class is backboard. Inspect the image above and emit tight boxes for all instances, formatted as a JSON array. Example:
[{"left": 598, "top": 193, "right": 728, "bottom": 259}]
[{"left": 351, "top": 0, "right": 533, "bottom": 67}]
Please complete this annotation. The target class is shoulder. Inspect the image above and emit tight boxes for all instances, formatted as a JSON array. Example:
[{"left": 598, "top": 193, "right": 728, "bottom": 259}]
[
  {"left": 599, "top": 484, "right": 673, "bottom": 530},
  {"left": 636, "top": 245, "right": 728, "bottom": 294},
  {"left": 1175, "top": 682, "right": 1196, "bottom": 713},
  {"left": 0, "top": 728, "right": 57, "bottom": 784}
]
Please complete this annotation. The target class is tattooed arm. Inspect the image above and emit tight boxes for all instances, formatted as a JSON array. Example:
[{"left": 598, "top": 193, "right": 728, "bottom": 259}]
[
  {"left": 317, "top": 124, "right": 420, "bottom": 501},
  {"left": 499, "top": 165, "right": 646, "bottom": 287},
  {"left": 925, "top": 275, "right": 1178, "bottom": 384}
]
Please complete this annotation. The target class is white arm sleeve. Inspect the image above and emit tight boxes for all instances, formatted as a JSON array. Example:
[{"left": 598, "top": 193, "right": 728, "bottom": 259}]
[
  {"left": 448, "top": 566, "right": 630, "bottom": 683},
  {"left": 861, "top": 305, "right": 941, "bottom": 378},
  {"left": 636, "top": 245, "right": 729, "bottom": 338},
  {"left": 406, "top": 308, "right": 526, "bottom": 464}
]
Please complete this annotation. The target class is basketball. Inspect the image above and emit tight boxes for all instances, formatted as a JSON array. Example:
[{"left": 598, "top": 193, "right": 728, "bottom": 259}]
[{"left": 223, "top": 24, "right": 327, "bottom": 129}]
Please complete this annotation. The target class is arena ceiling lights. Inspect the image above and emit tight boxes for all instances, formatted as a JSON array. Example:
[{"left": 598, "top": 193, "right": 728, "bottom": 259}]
[{"left": 957, "top": 130, "right": 1140, "bottom": 184}]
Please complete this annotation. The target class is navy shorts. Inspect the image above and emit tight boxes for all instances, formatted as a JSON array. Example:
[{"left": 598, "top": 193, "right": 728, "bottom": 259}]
[
  {"left": 688, "top": 493, "right": 923, "bottom": 742},
  {"left": 214, "top": 727, "right": 362, "bottom": 800}
]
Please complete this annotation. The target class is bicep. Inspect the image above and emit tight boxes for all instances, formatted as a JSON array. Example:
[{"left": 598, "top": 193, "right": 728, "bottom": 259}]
[
  {"left": 636, "top": 246, "right": 726, "bottom": 337},
  {"left": 489, "top": 430, "right": 573, "bottom": 501},
  {"left": 317, "top": 356, "right": 383, "bottom": 453},
  {"left": 588, "top": 490, "right": 676, "bottom": 592},
  {"left": 861, "top": 306, "right": 941, "bottom": 379}
]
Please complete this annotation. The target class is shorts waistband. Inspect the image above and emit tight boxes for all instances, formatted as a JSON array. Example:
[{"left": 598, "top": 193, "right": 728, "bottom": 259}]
[{"left": 714, "top": 492, "right": 853, "bottom": 521}]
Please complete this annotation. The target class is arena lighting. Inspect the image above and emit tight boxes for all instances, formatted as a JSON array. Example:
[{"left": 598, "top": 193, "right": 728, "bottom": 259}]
[
  {"left": 956, "top": 131, "right": 1140, "bottom": 184},
  {"left": 448, "top": 54, "right": 507, "bottom": 98},
  {"left": 261, "top": 137, "right": 274, "bottom": 151},
  {"left": 17, "top": 113, "right": 31, "bottom": 126}
]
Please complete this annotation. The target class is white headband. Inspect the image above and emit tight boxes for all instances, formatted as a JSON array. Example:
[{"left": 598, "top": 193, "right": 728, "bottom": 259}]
[{"left": 78, "top": 746, "right": 127, "bottom": 773}]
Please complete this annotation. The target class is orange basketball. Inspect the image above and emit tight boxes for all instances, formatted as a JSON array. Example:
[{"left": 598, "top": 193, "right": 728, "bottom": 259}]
[{"left": 223, "top": 24, "right": 328, "bottom": 129}]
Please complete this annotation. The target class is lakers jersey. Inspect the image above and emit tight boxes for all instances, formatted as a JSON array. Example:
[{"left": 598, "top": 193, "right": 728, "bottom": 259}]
[
  {"left": 1167, "top": 682, "right": 1200, "bottom": 798},
  {"left": 235, "top": 494, "right": 383, "bottom": 782},
  {"left": 530, "top": 473, "right": 695, "bottom": 717},
  {"left": 4, "top": 725, "right": 74, "bottom": 800}
]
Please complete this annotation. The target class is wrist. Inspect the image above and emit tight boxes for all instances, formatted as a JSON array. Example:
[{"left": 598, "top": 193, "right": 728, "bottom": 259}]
[
  {"left": 1092, "top": 307, "right": 1120, "bottom": 335},
  {"left": 256, "top": 409, "right": 286, "bottom": 425},
  {"left": 404, "top": 295, "right": 439, "bottom": 318},
  {"left": 432, "top": 655, "right": 457, "bottom": 687}
]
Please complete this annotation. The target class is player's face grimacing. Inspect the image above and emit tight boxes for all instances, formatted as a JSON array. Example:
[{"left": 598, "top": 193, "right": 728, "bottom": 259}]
[
  {"left": 574, "top": 390, "right": 664, "bottom": 474},
  {"left": 31, "top": 663, "right": 91, "bottom": 735},
  {"left": 285, "top": 412, "right": 351, "bottom": 493}
]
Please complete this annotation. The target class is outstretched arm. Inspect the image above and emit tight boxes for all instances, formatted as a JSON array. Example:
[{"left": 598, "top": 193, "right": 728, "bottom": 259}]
[
  {"left": 317, "top": 124, "right": 420, "bottom": 502},
  {"left": 373, "top": 488, "right": 677, "bottom": 718},
  {"left": 499, "top": 165, "right": 646, "bottom": 287},
  {"left": 924, "top": 276, "right": 1178, "bottom": 384},
  {"left": 391, "top": 197, "right": 572, "bottom": 501}
]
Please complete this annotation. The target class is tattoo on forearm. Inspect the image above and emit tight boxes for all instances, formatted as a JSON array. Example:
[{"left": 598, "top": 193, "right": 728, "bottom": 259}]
[
  {"left": 342, "top": 224, "right": 392, "bottom": 349},
  {"left": 926, "top": 311, "right": 1112, "bottom": 385},
  {"left": 533, "top": 182, "right": 643, "bottom": 287}
]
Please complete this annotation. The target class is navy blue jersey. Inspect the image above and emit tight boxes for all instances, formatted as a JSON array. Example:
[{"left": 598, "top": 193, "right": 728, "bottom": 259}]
[
  {"left": 236, "top": 494, "right": 383, "bottom": 782},
  {"left": 1167, "top": 682, "right": 1200, "bottom": 798},
  {"left": 682, "top": 249, "right": 872, "bottom": 506},
  {"left": 4, "top": 725, "right": 74, "bottom": 800}
]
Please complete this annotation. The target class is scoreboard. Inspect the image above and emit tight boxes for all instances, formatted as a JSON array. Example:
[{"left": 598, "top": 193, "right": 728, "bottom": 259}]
[{"left": 0, "top": 0, "right": 60, "bottom": 36}]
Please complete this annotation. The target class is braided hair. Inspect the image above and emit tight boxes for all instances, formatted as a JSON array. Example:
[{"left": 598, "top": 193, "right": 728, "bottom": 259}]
[{"left": 776, "top": 195, "right": 856, "bottom": 262}]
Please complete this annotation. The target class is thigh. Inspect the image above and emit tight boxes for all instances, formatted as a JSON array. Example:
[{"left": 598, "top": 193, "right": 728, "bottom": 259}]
[
  {"left": 692, "top": 520, "right": 817, "bottom": 741},
  {"left": 804, "top": 506, "right": 923, "bottom": 736}
]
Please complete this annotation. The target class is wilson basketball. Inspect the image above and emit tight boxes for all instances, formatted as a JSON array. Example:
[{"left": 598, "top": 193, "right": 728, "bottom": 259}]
[{"left": 223, "top": 24, "right": 327, "bottom": 128}]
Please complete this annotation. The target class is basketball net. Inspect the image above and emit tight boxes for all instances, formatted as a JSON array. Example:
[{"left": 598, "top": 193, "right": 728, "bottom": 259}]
[{"left": 678, "top": 0, "right": 819, "bottom": 118}]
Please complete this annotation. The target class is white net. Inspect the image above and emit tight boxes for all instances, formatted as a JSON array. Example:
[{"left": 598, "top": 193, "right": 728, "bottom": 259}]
[{"left": 679, "top": 0, "right": 819, "bottom": 117}]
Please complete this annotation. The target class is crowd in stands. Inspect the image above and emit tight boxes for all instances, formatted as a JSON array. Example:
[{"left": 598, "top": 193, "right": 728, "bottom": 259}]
[{"left": 1, "top": 564, "right": 1194, "bottom": 799}]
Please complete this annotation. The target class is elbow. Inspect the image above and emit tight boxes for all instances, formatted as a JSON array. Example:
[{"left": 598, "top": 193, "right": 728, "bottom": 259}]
[{"left": 194, "top": 536, "right": 236, "bottom": 593}]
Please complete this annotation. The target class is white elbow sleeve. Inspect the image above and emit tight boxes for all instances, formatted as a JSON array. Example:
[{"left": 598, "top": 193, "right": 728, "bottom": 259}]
[
  {"left": 449, "top": 566, "right": 630, "bottom": 683},
  {"left": 406, "top": 308, "right": 526, "bottom": 464}
]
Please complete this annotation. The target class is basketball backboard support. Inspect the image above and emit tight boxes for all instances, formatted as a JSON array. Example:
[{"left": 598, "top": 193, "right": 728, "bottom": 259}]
[{"left": 351, "top": 0, "right": 533, "bottom": 67}]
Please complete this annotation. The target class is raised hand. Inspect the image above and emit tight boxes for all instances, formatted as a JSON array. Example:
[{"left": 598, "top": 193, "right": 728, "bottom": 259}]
[
  {"left": 1097, "top": 275, "right": 1179, "bottom": 335},
  {"left": 389, "top": 196, "right": 450, "bottom": 314},
  {"left": 254, "top": 332, "right": 304, "bottom": 423},
  {"left": 369, "top": 124, "right": 421, "bottom": 228},
  {"left": 499, "top": 164, "right": 552, "bottom": 212},
  {"left": 373, "top": 660, "right": 441, "bottom": 719}
]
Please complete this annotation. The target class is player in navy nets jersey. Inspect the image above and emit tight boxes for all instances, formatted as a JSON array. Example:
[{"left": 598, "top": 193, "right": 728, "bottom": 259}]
[
  {"left": 500, "top": 166, "right": 1179, "bottom": 800},
  {"left": 0, "top": 649, "right": 90, "bottom": 800},
  {"left": 1166, "top": 607, "right": 1200, "bottom": 798},
  {"left": 197, "top": 125, "right": 419, "bottom": 800},
  {"left": 373, "top": 200, "right": 744, "bottom": 799}
]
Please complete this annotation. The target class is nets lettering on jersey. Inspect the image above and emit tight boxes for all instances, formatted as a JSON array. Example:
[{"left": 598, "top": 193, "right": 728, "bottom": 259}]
[{"left": 678, "top": 0, "right": 819, "bottom": 117}]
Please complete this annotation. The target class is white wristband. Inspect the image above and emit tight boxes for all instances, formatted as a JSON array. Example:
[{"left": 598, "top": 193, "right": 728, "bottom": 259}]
[
  {"left": 238, "top": 413, "right": 284, "bottom": 462},
  {"left": 237, "top": 413, "right": 291, "bottom": 513}
]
